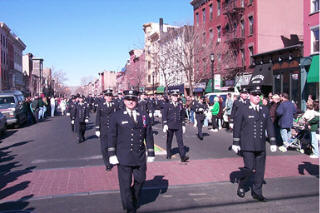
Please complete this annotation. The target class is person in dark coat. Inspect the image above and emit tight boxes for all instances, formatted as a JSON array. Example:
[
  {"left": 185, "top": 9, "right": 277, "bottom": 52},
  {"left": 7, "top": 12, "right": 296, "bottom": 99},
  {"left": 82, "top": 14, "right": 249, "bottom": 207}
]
[
  {"left": 115, "top": 91, "right": 125, "bottom": 111},
  {"left": 67, "top": 95, "right": 77, "bottom": 132},
  {"left": 72, "top": 95, "right": 89, "bottom": 143},
  {"left": 192, "top": 97, "right": 208, "bottom": 140},
  {"left": 162, "top": 91, "right": 189, "bottom": 162},
  {"left": 276, "top": 93, "right": 297, "bottom": 148},
  {"left": 230, "top": 87, "right": 249, "bottom": 123},
  {"left": 95, "top": 89, "right": 117, "bottom": 171},
  {"left": 108, "top": 89, "right": 155, "bottom": 213},
  {"left": 232, "top": 86, "right": 277, "bottom": 202}
]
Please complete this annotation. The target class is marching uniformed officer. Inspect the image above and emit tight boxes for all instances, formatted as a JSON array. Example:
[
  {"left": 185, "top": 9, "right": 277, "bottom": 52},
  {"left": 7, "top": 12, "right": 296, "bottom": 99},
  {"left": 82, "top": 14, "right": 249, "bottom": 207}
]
[
  {"left": 108, "top": 89, "right": 155, "bottom": 213},
  {"left": 230, "top": 87, "right": 249, "bottom": 123},
  {"left": 67, "top": 95, "right": 77, "bottom": 132},
  {"left": 95, "top": 89, "right": 117, "bottom": 171},
  {"left": 192, "top": 96, "right": 208, "bottom": 140},
  {"left": 115, "top": 91, "right": 125, "bottom": 111},
  {"left": 72, "top": 95, "right": 90, "bottom": 143},
  {"left": 232, "top": 86, "right": 277, "bottom": 202},
  {"left": 163, "top": 91, "right": 189, "bottom": 162}
]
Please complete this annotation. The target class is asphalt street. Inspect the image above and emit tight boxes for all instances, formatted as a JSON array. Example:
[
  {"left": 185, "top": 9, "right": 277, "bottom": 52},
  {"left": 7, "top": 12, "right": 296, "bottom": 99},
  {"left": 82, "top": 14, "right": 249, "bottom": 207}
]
[{"left": 0, "top": 113, "right": 319, "bottom": 213}]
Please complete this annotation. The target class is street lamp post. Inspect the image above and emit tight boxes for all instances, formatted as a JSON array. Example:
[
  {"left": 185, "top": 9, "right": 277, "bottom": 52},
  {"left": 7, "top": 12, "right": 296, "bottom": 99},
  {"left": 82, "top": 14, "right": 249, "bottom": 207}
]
[
  {"left": 210, "top": 53, "right": 214, "bottom": 93},
  {"left": 152, "top": 72, "right": 155, "bottom": 95}
]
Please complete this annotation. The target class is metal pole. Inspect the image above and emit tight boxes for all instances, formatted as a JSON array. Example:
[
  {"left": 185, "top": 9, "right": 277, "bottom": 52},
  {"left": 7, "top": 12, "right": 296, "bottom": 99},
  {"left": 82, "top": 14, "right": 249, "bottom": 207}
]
[{"left": 211, "top": 60, "right": 214, "bottom": 93}]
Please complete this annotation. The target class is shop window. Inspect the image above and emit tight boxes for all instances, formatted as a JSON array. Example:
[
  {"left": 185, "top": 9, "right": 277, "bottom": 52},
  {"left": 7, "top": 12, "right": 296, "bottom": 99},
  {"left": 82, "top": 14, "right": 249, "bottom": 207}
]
[{"left": 273, "top": 74, "right": 281, "bottom": 95}]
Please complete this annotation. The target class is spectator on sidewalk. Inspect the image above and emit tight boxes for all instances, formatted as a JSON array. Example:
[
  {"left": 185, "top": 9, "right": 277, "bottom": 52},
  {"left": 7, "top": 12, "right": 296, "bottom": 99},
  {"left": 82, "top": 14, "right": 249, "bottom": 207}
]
[
  {"left": 309, "top": 114, "right": 319, "bottom": 159},
  {"left": 60, "top": 98, "right": 67, "bottom": 116},
  {"left": 269, "top": 94, "right": 282, "bottom": 146},
  {"left": 276, "top": 93, "right": 296, "bottom": 151},
  {"left": 217, "top": 96, "right": 224, "bottom": 129},
  {"left": 210, "top": 96, "right": 220, "bottom": 132},
  {"left": 50, "top": 96, "right": 56, "bottom": 117},
  {"left": 224, "top": 93, "right": 234, "bottom": 131}
]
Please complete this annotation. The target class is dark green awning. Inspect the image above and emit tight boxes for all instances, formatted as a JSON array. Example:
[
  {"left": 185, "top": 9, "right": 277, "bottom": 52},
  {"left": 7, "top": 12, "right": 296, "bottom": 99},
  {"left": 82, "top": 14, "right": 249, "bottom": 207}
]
[
  {"left": 307, "top": 55, "right": 319, "bottom": 83},
  {"left": 156, "top": 86, "right": 165, "bottom": 93},
  {"left": 205, "top": 79, "right": 213, "bottom": 93}
]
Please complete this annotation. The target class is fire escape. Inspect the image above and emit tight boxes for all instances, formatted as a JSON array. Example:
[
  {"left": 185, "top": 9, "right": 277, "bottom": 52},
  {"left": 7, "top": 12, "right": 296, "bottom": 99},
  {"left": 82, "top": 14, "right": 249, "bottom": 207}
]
[{"left": 222, "top": 0, "right": 245, "bottom": 78}]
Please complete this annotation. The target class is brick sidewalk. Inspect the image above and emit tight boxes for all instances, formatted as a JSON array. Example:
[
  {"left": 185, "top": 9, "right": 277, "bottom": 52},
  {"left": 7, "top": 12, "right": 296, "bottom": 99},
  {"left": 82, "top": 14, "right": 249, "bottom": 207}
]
[{"left": 1, "top": 155, "right": 318, "bottom": 202}]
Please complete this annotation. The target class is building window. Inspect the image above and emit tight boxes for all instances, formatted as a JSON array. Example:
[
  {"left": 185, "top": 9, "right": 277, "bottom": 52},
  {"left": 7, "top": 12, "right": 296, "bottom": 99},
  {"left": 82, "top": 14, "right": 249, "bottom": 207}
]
[
  {"left": 203, "top": 32, "right": 206, "bottom": 42},
  {"left": 249, "top": 16, "right": 254, "bottom": 35},
  {"left": 209, "top": 4, "right": 213, "bottom": 20},
  {"left": 148, "top": 75, "right": 151, "bottom": 84},
  {"left": 217, "top": 26, "right": 221, "bottom": 42},
  {"left": 148, "top": 61, "right": 151, "bottom": 69},
  {"left": 241, "top": 49, "right": 245, "bottom": 66},
  {"left": 202, "top": 8, "right": 206, "bottom": 25},
  {"left": 248, "top": 46, "right": 254, "bottom": 65},
  {"left": 249, "top": 0, "right": 253, "bottom": 5},
  {"left": 311, "top": 0, "right": 319, "bottom": 13},
  {"left": 217, "top": 0, "right": 221, "bottom": 16},
  {"left": 311, "top": 26, "right": 319, "bottom": 53},
  {"left": 241, "top": 20, "right": 245, "bottom": 37},
  {"left": 209, "top": 29, "right": 213, "bottom": 39},
  {"left": 241, "top": 0, "right": 245, "bottom": 7},
  {"left": 196, "top": 12, "right": 199, "bottom": 26}
]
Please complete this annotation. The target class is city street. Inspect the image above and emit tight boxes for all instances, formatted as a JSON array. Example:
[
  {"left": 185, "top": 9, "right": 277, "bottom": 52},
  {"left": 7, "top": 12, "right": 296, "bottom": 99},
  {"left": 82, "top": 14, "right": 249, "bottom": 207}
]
[{"left": 0, "top": 114, "right": 318, "bottom": 213}]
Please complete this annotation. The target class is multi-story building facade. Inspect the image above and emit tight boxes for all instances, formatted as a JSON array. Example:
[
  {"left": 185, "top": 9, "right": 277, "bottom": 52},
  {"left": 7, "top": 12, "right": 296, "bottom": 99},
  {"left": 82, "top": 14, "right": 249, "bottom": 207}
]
[
  {"left": 32, "top": 58, "right": 44, "bottom": 95},
  {"left": 301, "top": 0, "right": 319, "bottom": 109},
  {"left": 22, "top": 53, "right": 33, "bottom": 95},
  {"left": 125, "top": 49, "right": 145, "bottom": 91},
  {"left": 190, "top": 0, "right": 303, "bottom": 91},
  {"left": 143, "top": 19, "right": 178, "bottom": 93},
  {"left": 99, "top": 70, "right": 117, "bottom": 92},
  {"left": 0, "top": 22, "right": 26, "bottom": 91}
]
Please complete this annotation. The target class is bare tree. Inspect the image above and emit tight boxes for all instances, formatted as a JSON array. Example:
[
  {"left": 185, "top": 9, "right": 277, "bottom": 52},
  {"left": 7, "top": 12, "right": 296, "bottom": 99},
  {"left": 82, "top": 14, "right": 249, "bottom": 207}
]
[
  {"left": 80, "top": 76, "right": 94, "bottom": 86},
  {"left": 52, "top": 68, "right": 69, "bottom": 97}
]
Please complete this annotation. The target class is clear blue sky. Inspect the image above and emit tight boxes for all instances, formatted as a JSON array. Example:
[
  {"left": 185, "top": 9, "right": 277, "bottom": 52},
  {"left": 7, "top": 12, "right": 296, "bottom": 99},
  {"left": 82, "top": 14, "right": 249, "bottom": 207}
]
[{"left": 0, "top": 0, "right": 193, "bottom": 86}]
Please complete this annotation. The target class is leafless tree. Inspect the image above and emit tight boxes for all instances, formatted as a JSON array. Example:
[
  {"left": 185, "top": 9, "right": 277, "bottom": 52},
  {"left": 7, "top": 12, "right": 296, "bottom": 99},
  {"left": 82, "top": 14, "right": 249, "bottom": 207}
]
[{"left": 52, "top": 68, "right": 69, "bottom": 97}]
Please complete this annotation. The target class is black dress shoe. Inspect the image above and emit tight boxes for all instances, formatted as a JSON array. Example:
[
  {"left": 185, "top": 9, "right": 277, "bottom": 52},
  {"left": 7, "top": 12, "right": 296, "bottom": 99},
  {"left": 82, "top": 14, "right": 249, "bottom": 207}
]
[
  {"left": 252, "top": 191, "right": 267, "bottom": 202},
  {"left": 106, "top": 166, "right": 112, "bottom": 171},
  {"left": 181, "top": 155, "right": 189, "bottom": 162},
  {"left": 166, "top": 156, "right": 171, "bottom": 159},
  {"left": 237, "top": 187, "right": 245, "bottom": 198}
]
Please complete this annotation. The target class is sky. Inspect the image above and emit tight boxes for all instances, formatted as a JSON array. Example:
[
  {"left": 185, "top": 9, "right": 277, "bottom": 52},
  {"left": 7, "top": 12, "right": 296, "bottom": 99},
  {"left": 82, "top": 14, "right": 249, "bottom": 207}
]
[{"left": 0, "top": 0, "right": 194, "bottom": 86}]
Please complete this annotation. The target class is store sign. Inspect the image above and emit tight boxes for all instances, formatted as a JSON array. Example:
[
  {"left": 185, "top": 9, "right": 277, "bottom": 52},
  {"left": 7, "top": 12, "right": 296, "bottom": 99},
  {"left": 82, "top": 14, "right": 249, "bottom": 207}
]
[
  {"left": 195, "top": 82, "right": 206, "bottom": 89},
  {"left": 235, "top": 74, "right": 252, "bottom": 86},
  {"left": 214, "top": 74, "right": 221, "bottom": 89}
]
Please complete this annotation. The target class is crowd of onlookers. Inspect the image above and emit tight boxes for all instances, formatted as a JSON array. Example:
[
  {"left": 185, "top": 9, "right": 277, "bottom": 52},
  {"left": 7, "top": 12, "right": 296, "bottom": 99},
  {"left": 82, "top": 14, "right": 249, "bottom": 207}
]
[
  {"left": 182, "top": 92, "right": 319, "bottom": 159},
  {"left": 24, "top": 94, "right": 68, "bottom": 124}
]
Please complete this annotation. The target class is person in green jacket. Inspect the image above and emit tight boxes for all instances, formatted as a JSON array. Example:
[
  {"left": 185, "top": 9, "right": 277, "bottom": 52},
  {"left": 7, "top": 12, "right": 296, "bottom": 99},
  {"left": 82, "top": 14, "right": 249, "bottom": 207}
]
[
  {"left": 211, "top": 96, "right": 220, "bottom": 132},
  {"left": 308, "top": 115, "right": 319, "bottom": 158}
]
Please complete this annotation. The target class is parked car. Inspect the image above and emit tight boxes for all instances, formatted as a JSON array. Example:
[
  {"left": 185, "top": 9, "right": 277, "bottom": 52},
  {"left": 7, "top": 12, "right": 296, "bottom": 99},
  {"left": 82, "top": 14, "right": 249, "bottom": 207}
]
[
  {"left": 0, "top": 90, "right": 27, "bottom": 128},
  {"left": 0, "top": 112, "right": 7, "bottom": 135}
]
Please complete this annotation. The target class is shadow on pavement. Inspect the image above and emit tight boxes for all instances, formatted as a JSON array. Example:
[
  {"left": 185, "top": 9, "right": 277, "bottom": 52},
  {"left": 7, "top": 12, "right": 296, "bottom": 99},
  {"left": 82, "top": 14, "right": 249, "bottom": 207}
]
[
  {"left": 0, "top": 130, "right": 18, "bottom": 141},
  {"left": 298, "top": 161, "right": 319, "bottom": 178},
  {"left": 140, "top": 176, "right": 168, "bottom": 207},
  {"left": 171, "top": 146, "right": 190, "bottom": 156},
  {"left": 0, "top": 140, "right": 36, "bottom": 212}
]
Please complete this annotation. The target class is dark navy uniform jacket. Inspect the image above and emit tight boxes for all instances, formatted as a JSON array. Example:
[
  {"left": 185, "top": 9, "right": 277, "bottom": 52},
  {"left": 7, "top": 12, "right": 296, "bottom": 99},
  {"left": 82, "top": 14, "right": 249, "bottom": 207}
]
[
  {"left": 108, "top": 109, "right": 155, "bottom": 166},
  {"left": 73, "top": 103, "right": 89, "bottom": 123},
  {"left": 137, "top": 99, "right": 150, "bottom": 114},
  {"left": 233, "top": 103, "right": 276, "bottom": 151},
  {"left": 163, "top": 102, "right": 186, "bottom": 129},
  {"left": 115, "top": 98, "right": 125, "bottom": 111},
  {"left": 68, "top": 101, "right": 77, "bottom": 117},
  {"left": 230, "top": 98, "right": 248, "bottom": 121},
  {"left": 192, "top": 101, "right": 208, "bottom": 120},
  {"left": 95, "top": 101, "right": 117, "bottom": 134}
]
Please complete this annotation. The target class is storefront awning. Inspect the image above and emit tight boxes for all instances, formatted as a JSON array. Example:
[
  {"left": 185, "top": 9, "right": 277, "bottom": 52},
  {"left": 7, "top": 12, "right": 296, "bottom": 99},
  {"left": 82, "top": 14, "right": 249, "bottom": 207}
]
[
  {"left": 168, "top": 84, "right": 184, "bottom": 93},
  {"left": 156, "top": 86, "right": 165, "bottom": 94},
  {"left": 307, "top": 55, "right": 319, "bottom": 83},
  {"left": 249, "top": 63, "right": 273, "bottom": 86},
  {"left": 205, "top": 79, "right": 213, "bottom": 93}
]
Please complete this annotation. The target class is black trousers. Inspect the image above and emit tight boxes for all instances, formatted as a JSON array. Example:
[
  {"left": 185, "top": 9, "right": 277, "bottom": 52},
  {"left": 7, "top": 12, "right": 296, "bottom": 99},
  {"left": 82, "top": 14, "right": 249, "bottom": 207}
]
[
  {"left": 118, "top": 164, "right": 146, "bottom": 212},
  {"left": 196, "top": 114, "right": 205, "bottom": 137},
  {"left": 166, "top": 128, "right": 186, "bottom": 158},
  {"left": 100, "top": 132, "right": 111, "bottom": 168},
  {"left": 239, "top": 151, "right": 266, "bottom": 196},
  {"left": 212, "top": 115, "right": 218, "bottom": 129},
  {"left": 77, "top": 122, "right": 86, "bottom": 141}
]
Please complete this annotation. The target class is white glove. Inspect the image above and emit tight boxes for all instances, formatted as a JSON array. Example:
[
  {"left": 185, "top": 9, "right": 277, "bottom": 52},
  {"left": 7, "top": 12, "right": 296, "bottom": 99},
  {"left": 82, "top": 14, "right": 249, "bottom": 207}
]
[
  {"left": 95, "top": 131, "right": 100, "bottom": 137},
  {"left": 163, "top": 125, "right": 168, "bottom": 133},
  {"left": 147, "top": 156, "right": 155, "bottom": 163},
  {"left": 109, "top": 155, "right": 119, "bottom": 165},
  {"left": 71, "top": 120, "right": 74, "bottom": 124},
  {"left": 149, "top": 113, "right": 153, "bottom": 118},
  {"left": 182, "top": 126, "right": 186, "bottom": 134},
  {"left": 198, "top": 108, "right": 203, "bottom": 112},
  {"left": 85, "top": 119, "right": 89, "bottom": 123},
  {"left": 232, "top": 145, "right": 241, "bottom": 154},
  {"left": 270, "top": 145, "right": 277, "bottom": 152},
  {"left": 66, "top": 112, "right": 70, "bottom": 116}
]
